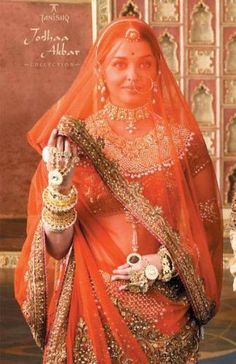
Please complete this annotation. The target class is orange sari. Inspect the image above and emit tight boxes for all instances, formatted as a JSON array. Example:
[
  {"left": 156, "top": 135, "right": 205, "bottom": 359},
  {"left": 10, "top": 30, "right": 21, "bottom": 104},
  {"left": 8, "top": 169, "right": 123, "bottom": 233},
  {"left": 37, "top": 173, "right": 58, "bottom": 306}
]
[{"left": 15, "top": 17, "right": 223, "bottom": 364}]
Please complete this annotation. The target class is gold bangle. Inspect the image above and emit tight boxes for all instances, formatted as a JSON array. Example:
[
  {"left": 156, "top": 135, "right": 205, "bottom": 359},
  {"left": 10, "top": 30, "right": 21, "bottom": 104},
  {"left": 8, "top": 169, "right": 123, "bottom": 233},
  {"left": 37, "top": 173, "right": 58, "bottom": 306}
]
[
  {"left": 42, "top": 206, "right": 77, "bottom": 232},
  {"left": 126, "top": 269, "right": 149, "bottom": 293},
  {"left": 158, "top": 246, "right": 176, "bottom": 282},
  {"left": 42, "top": 185, "right": 78, "bottom": 213}
]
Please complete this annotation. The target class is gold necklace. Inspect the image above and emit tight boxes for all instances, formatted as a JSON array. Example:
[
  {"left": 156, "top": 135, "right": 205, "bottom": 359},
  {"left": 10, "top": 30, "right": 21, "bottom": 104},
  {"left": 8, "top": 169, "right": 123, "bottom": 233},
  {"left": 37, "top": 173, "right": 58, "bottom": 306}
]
[
  {"left": 104, "top": 102, "right": 151, "bottom": 134},
  {"left": 85, "top": 109, "right": 195, "bottom": 179}
]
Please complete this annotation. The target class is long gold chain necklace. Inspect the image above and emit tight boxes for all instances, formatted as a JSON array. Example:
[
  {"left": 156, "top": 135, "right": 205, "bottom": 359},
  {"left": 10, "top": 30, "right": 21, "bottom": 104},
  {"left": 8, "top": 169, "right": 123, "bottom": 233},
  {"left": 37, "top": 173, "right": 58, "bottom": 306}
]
[{"left": 124, "top": 209, "right": 141, "bottom": 265}]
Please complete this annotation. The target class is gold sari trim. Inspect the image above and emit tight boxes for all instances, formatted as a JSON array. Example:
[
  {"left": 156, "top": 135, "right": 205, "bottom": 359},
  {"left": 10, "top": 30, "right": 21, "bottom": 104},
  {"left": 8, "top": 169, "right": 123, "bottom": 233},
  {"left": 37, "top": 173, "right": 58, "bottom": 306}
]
[
  {"left": 22, "top": 221, "right": 46, "bottom": 349},
  {"left": 73, "top": 318, "right": 97, "bottom": 364},
  {"left": 58, "top": 116, "right": 216, "bottom": 324},
  {"left": 100, "top": 269, "right": 187, "bottom": 303},
  {"left": 44, "top": 251, "right": 75, "bottom": 364},
  {"left": 111, "top": 297, "right": 200, "bottom": 364}
]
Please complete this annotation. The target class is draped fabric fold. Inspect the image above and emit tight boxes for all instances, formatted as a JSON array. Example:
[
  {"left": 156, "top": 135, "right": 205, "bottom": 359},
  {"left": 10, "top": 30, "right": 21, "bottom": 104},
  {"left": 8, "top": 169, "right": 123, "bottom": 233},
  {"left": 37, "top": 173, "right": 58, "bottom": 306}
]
[
  {"left": 57, "top": 116, "right": 218, "bottom": 325},
  {"left": 15, "top": 17, "right": 223, "bottom": 364}
]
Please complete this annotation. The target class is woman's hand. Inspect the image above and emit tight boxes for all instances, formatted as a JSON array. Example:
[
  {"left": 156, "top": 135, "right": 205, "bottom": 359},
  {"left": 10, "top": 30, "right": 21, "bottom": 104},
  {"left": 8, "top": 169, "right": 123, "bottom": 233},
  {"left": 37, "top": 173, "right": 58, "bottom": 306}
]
[
  {"left": 45, "top": 128, "right": 78, "bottom": 193},
  {"left": 111, "top": 253, "right": 162, "bottom": 291}
]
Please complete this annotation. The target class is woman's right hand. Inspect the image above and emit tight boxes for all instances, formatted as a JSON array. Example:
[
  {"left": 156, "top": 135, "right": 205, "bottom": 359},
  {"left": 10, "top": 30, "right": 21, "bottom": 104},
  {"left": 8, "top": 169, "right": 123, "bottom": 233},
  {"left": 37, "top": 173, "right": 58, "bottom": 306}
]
[{"left": 44, "top": 128, "right": 78, "bottom": 193}]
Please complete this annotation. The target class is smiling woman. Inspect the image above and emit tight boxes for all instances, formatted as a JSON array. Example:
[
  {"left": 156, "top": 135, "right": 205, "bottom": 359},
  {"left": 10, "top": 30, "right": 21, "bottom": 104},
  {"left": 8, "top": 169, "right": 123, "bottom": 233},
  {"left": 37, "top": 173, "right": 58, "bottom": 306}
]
[{"left": 15, "top": 17, "right": 223, "bottom": 364}]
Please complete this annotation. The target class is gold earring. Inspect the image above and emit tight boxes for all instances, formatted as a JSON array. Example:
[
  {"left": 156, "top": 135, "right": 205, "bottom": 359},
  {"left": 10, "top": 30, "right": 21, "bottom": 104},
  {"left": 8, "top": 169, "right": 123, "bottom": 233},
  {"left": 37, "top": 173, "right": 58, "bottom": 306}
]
[
  {"left": 152, "top": 81, "right": 158, "bottom": 104},
  {"left": 97, "top": 78, "right": 107, "bottom": 103}
]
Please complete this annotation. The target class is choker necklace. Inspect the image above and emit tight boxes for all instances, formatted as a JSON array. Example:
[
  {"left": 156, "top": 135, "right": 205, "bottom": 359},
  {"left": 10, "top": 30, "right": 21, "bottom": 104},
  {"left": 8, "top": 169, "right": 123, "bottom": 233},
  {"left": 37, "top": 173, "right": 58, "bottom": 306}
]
[{"left": 104, "top": 102, "right": 151, "bottom": 134}]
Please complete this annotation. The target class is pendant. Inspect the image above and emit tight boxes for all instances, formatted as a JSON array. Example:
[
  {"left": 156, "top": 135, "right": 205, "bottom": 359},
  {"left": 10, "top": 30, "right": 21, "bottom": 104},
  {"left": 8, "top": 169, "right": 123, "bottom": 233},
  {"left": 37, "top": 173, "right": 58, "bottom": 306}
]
[
  {"left": 48, "top": 170, "right": 63, "bottom": 186},
  {"left": 145, "top": 264, "right": 159, "bottom": 280}
]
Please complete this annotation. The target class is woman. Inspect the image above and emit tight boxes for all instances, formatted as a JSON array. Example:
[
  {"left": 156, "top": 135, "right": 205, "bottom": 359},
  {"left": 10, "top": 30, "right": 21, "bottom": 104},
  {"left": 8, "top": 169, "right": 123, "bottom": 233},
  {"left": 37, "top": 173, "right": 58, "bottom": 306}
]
[{"left": 15, "top": 17, "right": 223, "bottom": 363}]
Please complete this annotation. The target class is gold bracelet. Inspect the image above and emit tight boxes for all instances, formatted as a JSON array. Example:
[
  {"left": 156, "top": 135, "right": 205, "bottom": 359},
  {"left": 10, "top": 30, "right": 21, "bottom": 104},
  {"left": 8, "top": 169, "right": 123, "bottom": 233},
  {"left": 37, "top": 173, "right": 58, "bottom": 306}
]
[
  {"left": 126, "top": 269, "right": 149, "bottom": 293},
  {"left": 42, "top": 206, "right": 77, "bottom": 232},
  {"left": 42, "top": 185, "right": 78, "bottom": 213},
  {"left": 158, "top": 246, "right": 176, "bottom": 282}
]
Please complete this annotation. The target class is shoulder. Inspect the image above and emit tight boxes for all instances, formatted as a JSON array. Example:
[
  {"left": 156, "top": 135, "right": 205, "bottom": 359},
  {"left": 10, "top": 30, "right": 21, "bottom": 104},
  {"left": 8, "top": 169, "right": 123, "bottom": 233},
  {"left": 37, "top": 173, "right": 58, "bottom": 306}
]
[
  {"left": 170, "top": 124, "right": 210, "bottom": 176},
  {"left": 84, "top": 109, "right": 107, "bottom": 137}
]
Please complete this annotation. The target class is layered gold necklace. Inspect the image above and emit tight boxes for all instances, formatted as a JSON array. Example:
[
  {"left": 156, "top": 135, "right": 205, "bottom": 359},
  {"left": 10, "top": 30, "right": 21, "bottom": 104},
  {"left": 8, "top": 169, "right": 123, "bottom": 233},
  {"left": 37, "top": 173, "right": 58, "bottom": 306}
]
[
  {"left": 85, "top": 103, "right": 194, "bottom": 179},
  {"left": 104, "top": 102, "right": 151, "bottom": 134}
]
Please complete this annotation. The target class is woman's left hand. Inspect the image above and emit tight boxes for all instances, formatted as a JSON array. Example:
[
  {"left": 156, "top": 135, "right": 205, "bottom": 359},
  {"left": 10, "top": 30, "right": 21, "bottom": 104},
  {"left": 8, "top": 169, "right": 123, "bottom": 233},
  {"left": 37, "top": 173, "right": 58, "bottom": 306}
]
[{"left": 111, "top": 253, "right": 162, "bottom": 291}]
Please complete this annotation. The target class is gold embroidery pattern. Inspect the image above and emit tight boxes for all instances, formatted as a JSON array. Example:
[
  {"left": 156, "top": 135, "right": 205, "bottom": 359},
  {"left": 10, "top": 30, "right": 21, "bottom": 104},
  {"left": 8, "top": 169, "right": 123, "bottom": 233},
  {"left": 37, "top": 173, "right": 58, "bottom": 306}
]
[
  {"left": 198, "top": 198, "right": 220, "bottom": 223},
  {"left": 111, "top": 297, "right": 199, "bottom": 364},
  {"left": 153, "top": 276, "right": 188, "bottom": 301},
  {"left": 103, "top": 324, "right": 130, "bottom": 363},
  {"left": 187, "top": 135, "right": 210, "bottom": 176},
  {"left": 44, "top": 252, "right": 75, "bottom": 364},
  {"left": 73, "top": 318, "right": 97, "bottom": 364},
  {"left": 22, "top": 222, "right": 46, "bottom": 349},
  {"left": 100, "top": 269, "right": 187, "bottom": 303},
  {"left": 58, "top": 116, "right": 216, "bottom": 325},
  {"left": 85, "top": 110, "right": 195, "bottom": 178}
]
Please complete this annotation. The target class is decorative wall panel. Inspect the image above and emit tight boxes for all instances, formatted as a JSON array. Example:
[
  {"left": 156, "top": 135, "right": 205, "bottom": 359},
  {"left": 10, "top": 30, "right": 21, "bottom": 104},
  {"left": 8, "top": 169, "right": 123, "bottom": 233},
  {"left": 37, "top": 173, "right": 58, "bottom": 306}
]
[
  {"left": 224, "top": 79, "right": 236, "bottom": 105},
  {"left": 0, "top": 0, "right": 94, "bottom": 218},
  {"left": 224, "top": 109, "right": 236, "bottom": 155},
  {"left": 202, "top": 130, "right": 216, "bottom": 156},
  {"left": 189, "top": 1, "right": 214, "bottom": 44},
  {"left": 188, "top": 48, "right": 215, "bottom": 74},
  {"left": 224, "top": 161, "right": 236, "bottom": 205},
  {"left": 150, "top": 0, "right": 179, "bottom": 24},
  {"left": 224, "top": 29, "right": 236, "bottom": 74},
  {"left": 189, "top": 80, "right": 216, "bottom": 125},
  {"left": 159, "top": 29, "right": 180, "bottom": 73}
]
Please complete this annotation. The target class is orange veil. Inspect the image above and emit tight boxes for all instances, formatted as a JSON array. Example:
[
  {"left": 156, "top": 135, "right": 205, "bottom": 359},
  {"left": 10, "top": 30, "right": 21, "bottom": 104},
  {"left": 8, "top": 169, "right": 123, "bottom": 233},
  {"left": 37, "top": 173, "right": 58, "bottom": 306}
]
[{"left": 15, "top": 17, "right": 223, "bottom": 363}]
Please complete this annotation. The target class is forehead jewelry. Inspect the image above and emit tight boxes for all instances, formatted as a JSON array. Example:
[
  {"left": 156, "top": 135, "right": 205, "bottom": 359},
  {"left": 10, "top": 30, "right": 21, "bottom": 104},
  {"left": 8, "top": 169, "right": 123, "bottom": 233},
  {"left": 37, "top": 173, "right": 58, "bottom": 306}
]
[{"left": 125, "top": 28, "right": 141, "bottom": 42}]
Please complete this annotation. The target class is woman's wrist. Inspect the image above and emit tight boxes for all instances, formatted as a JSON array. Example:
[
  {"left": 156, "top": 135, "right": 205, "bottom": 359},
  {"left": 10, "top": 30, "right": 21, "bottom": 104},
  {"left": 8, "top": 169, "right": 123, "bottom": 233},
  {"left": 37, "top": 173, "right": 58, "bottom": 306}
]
[
  {"left": 157, "top": 246, "right": 177, "bottom": 282},
  {"left": 144, "top": 253, "right": 162, "bottom": 272},
  {"left": 56, "top": 183, "right": 73, "bottom": 195}
]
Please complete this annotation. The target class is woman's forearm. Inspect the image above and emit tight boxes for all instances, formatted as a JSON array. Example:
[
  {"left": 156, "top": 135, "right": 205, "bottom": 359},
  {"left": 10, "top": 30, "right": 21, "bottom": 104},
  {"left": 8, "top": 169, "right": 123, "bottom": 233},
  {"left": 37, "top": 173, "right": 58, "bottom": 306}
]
[{"left": 44, "top": 225, "right": 74, "bottom": 260}]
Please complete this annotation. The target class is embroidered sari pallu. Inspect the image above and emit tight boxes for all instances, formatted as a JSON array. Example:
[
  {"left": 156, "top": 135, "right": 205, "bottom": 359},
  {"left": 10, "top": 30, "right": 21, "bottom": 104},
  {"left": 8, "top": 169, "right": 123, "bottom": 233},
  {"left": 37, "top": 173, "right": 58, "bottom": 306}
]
[{"left": 15, "top": 17, "right": 223, "bottom": 364}]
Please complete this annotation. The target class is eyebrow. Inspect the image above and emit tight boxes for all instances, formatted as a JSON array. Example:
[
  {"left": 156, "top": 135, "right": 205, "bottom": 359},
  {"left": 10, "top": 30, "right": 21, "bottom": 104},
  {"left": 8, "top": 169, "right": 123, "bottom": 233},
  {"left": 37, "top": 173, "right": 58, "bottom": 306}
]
[{"left": 112, "top": 54, "right": 154, "bottom": 59}]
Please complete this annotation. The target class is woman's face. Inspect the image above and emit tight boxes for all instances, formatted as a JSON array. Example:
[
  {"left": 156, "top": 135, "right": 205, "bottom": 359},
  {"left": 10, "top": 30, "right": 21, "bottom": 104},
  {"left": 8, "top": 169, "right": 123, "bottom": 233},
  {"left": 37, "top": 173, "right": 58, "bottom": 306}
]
[{"left": 102, "top": 38, "right": 157, "bottom": 108}]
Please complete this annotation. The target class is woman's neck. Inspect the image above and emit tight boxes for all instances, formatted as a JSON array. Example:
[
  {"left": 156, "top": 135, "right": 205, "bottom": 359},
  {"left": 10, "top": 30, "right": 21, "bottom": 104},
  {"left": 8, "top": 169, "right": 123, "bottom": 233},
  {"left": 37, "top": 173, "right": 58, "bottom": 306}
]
[{"left": 103, "top": 101, "right": 155, "bottom": 138}]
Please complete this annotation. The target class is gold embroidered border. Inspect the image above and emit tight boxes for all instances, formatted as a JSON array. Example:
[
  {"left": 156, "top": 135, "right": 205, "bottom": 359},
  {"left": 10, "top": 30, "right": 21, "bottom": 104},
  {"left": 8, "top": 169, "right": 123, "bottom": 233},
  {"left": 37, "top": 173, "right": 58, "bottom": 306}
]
[
  {"left": 73, "top": 318, "right": 97, "bottom": 364},
  {"left": 44, "top": 251, "right": 75, "bottom": 364},
  {"left": 58, "top": 116, "right": 216, "bottom": 324},
  {"left": 110, "top": 297, "right": 199, "bottom": 364},
  {"left": 22, "top": 221, "right": 46, "bottom": 349}
]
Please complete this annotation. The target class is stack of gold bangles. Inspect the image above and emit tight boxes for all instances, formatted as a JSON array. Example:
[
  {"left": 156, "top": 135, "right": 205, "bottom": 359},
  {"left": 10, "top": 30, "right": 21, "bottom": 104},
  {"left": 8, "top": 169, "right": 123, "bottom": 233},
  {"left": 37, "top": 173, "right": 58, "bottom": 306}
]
[
  {"left": 42, "top": 185, "right": 78, "bottom": 232},
  {"left": 41, "top": 144, "right": 79, "bottom": 232},
  {"left": 158, "top": 245, "right": 177, "bottom": 282}
]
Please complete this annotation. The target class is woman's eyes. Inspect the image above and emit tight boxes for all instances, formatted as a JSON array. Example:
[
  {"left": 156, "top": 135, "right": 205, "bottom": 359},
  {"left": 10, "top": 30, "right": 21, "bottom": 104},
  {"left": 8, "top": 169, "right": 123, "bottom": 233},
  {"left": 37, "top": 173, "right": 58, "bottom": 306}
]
[
  {"left": 113, "top": 62, "right": 126, "bottom": 69},
  {"left": 139, "top": 61, "right": 152, "bottom": 69},
  {"left": 112, "top": 61, "right": 153, "bottom": 70}
]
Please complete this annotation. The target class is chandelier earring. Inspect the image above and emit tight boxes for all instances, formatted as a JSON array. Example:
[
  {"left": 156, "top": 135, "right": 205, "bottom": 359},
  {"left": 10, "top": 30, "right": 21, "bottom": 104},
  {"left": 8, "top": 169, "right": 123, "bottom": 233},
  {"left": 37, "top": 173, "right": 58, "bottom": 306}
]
[
  {"left": 97, "top": 78, "right": 107, "bottom": 103},
  {"left": 152, "top": 80, "right": 158, "bottom": 104}
]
